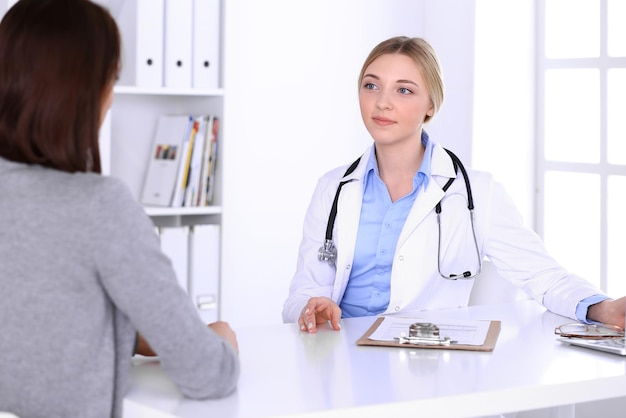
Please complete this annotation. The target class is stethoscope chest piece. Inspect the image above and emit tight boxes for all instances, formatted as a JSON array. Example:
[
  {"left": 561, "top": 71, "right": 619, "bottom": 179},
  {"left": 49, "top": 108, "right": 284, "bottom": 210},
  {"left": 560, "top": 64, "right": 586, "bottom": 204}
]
[{"left": 318, "top": 239, "right": 337, "bottom": 266}]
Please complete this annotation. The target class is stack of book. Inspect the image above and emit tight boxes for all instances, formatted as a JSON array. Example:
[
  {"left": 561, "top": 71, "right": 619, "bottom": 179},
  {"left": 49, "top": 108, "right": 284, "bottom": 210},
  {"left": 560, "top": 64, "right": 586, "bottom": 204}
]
[{"left": 141, "top": 114, "right": 219, "bottom": 207}]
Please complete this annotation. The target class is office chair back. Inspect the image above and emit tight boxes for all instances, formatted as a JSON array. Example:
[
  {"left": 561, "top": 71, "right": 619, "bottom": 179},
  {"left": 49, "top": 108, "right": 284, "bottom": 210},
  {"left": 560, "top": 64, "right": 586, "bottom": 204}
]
[{"left": 468, "top": 260, "right": 529, "bottom": 306}]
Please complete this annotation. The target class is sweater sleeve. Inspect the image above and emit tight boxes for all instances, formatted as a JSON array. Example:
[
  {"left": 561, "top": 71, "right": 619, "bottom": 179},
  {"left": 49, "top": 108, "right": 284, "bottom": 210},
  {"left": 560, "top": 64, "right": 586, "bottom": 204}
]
[{"left": 89, "top": 177, "right": 239, "bottom": 399}]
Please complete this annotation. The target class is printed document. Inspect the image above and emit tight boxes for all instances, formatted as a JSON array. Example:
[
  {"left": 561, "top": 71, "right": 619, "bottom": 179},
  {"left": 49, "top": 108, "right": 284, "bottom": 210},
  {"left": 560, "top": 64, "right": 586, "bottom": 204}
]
[{"left": 369, "top": 316, "right": 491, "bottom": 346}]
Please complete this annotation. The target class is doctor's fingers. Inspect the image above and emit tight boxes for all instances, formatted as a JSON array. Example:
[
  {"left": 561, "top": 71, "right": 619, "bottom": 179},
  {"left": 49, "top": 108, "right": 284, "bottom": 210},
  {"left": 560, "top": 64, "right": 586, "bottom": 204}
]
[
  {"left": 315, "top": 304, "right": 342, "bottom": 331},
  {"left": 299, "top": 305, "right": 341, "bottom": 333},
  {"left": 299, "top": 307, "right": 318, "bottom": 333},
  {"left": 326, "top": 307, "right": 342, "bottom": 331},
  {"left": 299, "top": 297, "right": 330, "bottom": 332}
]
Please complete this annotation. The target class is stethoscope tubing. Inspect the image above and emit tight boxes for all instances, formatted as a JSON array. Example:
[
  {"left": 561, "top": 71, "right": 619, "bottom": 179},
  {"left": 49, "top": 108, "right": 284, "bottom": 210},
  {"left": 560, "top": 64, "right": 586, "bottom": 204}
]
[{"left": 318, "top": 148, "right": 482, "bottom": 280}]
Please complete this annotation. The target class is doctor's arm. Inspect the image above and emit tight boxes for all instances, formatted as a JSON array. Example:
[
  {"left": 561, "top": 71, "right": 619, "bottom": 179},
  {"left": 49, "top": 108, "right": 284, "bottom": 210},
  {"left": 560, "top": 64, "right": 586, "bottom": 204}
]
[
  {"left": 477, "top": 175, "right": 611, "bottom": 321},
  {"left": 282, "top": 173, "right": 343, "bottom": 326}
]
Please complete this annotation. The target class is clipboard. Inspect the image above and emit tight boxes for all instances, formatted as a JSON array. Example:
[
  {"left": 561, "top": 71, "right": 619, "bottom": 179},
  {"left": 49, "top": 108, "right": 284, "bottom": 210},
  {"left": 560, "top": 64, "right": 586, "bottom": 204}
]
[{"left": 356, "top": 317, "right": 502, "bottom": 352}]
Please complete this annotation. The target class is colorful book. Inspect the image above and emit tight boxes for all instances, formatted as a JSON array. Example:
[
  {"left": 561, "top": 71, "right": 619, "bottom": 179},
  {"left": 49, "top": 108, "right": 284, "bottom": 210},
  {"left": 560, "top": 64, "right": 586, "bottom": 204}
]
[
  {"left": 205, "top": 116, "right": 219, "bottom": 205},
  {"left": 183, "top": 117, "right": 206, "bottom": 207},
  {"left": 171, "top": 117, "right": 198, "bottom": 207},
  {"left": 141, "top": 115, "right": 193, "bottom": 206}
]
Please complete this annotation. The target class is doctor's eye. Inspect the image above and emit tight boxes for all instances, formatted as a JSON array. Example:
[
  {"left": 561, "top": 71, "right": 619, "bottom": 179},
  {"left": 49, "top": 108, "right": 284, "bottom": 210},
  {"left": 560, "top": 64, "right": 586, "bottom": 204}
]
[
  {"left": 362, "top": 82, "right": 378, "bottom": 90},
  {"left": 398, "top": 87, "right": 413, "bottom": 95}
]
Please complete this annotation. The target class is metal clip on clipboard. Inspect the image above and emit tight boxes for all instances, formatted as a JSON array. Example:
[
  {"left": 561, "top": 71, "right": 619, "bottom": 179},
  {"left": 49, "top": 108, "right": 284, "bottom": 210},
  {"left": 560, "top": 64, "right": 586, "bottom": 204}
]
[{"left": 394, "top": 322, "right": 453, "bottom": 346}]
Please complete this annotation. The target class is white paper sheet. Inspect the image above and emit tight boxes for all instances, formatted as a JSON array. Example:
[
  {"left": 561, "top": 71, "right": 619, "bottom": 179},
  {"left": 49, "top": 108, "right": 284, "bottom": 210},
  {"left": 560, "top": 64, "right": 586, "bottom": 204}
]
[{"left": 368, "top": 316, "right": 491, "bottom": 346}]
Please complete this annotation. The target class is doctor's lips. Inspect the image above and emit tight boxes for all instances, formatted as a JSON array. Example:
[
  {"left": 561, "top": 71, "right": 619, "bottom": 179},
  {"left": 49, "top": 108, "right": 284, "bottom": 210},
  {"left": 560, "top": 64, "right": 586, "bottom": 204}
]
[{"left": 372, "top": 116, "right": 395, "bottom": 126}]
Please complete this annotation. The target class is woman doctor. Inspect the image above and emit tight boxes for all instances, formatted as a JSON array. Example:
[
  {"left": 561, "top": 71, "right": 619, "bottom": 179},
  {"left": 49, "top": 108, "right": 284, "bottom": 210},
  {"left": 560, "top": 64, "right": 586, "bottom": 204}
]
[{"left": 282, "top": 36, "right": 626, "bottom": 333}]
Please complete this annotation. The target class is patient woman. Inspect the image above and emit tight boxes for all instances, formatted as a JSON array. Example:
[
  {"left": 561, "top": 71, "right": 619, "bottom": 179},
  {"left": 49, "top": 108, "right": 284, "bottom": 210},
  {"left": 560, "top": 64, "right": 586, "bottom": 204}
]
[{"left": 0, "top": 1, "right": 238, "bottom": 417}]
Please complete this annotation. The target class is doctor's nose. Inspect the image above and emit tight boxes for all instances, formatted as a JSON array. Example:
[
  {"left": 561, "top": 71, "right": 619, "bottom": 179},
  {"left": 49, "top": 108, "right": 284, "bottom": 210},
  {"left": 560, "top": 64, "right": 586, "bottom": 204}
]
[{"left": 376, "top": 92, "right": 392, "bottom": 110}]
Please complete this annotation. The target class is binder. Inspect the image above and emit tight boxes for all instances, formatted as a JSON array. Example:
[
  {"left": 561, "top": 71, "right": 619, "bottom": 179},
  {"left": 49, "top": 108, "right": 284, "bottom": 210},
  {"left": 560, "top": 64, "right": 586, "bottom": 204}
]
[
  {"left": 117, "top": 0, "right": 164, "bottom": 87},
  {"left": 159, "top": 227, "right": 190, "bottom": 294},
  {"left": 192, "top": 0, "right": 221, "bottom": 89},
  {"left": 141, "top": 115, "right": 193, "bottom": 207},
  {"left": 188, "top": 224, "right": 220, "bottom": 323},
  {"left": 164, "top": 0, "right": 193, "bottom": 89}
]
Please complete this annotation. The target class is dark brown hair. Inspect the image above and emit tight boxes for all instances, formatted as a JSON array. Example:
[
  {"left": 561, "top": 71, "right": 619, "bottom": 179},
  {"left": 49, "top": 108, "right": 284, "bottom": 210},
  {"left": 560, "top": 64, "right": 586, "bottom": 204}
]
[
  {"left": 0, "top": 0, "right": 121, "bottom": 173},
  {"left": 358, "top": 36, "right": 444, "bottom": 124}
]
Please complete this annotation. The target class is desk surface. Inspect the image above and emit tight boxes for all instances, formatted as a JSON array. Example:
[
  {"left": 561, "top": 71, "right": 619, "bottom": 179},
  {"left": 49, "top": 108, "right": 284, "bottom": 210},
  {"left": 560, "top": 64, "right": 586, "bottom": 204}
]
[{"left": 123, "top": 301, "right": 626, "bottom": 418}]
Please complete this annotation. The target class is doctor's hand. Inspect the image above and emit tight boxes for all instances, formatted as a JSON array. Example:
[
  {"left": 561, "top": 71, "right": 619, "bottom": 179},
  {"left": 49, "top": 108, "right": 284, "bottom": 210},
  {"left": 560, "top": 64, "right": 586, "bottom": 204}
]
[
  {"left": 299, "top": 297, "right": 342, "bottom": 333},
  {"left": 587, "top": 296, "right": 626, "bottom": 329}
]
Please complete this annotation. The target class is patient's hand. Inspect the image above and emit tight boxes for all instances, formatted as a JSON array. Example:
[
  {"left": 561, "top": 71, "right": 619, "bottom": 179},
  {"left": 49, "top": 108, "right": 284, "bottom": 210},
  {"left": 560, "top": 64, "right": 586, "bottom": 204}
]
[{"left": 209, "top": 321, "right": 239, "bottom": 353}]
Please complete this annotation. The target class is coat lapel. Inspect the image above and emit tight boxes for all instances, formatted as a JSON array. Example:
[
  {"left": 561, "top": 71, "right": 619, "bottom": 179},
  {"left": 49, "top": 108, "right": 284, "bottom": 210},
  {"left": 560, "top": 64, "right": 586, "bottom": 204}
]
[
  {"left": 397, "top": 144, "right": 457, "bottom": 246},
  {"left": 334, "top": 147, "right": 371, "bottom": 270}
]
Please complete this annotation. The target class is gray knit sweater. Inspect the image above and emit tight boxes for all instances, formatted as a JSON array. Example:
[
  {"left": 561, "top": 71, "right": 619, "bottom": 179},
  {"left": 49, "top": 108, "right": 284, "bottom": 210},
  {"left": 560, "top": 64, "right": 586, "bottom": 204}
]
[{"left": 0, "top": 157, "right": 239, "bottom": 417}]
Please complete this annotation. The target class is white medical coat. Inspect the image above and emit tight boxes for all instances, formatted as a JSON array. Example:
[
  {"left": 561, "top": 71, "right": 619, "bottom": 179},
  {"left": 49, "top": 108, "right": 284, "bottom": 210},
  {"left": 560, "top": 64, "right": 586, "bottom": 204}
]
[{"left": 282, "top": 142, "right": 605, "bottom": 323}]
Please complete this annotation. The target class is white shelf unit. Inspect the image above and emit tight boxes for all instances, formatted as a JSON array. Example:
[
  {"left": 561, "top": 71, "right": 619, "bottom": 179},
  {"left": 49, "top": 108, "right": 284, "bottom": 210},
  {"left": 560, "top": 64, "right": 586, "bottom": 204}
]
[
  {"left": 99, "top": 88, "right": 225, "bottom": 324},
  {"left": 101, "top": 88, "right": 225, "bottom": 323},
  {"left": 105, "top": 87, "right": 224, "bottom": 228}
]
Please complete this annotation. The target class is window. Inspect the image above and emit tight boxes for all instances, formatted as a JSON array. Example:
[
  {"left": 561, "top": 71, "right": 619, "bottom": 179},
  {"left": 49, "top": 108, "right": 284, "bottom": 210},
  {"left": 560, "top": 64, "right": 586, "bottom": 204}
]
[{"left": 537, "top": 0, "right": 626, "bottom": 295}]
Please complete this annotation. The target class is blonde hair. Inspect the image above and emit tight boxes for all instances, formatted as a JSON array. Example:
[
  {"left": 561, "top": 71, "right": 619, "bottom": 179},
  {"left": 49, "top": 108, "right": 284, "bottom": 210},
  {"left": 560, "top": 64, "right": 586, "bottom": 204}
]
[{"left": 358, "top": 36, "right": 444, "bottom": 123}]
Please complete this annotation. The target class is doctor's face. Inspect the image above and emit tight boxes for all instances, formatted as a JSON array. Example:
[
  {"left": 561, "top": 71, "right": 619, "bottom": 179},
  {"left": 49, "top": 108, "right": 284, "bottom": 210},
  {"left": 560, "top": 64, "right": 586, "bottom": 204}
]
[{"left": 359, "top": 53, "right": 433, "bottom": 147}]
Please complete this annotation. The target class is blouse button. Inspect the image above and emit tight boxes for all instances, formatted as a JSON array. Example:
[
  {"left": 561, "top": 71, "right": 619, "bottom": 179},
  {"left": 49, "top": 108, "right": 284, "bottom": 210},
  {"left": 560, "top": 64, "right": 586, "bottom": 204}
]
[
  {"left": 394, "top": 306, "right": 400, "bottom": 312},
  {"left": 398, "top": 255, "right": 404, "bottom": 261}
]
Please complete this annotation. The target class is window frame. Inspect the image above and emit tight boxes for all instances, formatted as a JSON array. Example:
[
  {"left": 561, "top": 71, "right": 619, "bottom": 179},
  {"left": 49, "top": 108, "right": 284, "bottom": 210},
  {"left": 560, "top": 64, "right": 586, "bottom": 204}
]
[{"left": 536, "top": 0, "right": 626, "bottom": 293}]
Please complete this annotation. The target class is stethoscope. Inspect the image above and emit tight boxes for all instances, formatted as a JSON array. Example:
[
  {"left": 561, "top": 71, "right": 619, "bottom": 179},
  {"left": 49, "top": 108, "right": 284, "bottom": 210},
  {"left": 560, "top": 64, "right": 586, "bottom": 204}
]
[{"left": 318, "top": 148, "right": 482, "bottom": 280}]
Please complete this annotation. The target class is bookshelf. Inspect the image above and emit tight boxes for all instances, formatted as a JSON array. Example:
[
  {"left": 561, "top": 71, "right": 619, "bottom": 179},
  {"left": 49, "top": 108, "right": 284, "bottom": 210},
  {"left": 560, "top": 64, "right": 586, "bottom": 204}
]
[{"left": 103, "top": 89, "right": 224, "bottom": 228}]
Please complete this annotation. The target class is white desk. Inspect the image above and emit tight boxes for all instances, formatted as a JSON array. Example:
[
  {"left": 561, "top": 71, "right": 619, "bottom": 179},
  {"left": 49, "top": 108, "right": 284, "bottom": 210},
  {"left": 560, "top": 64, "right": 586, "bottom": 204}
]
[{"left": 123, "top": 300, "right": 626, "bottom": 418}]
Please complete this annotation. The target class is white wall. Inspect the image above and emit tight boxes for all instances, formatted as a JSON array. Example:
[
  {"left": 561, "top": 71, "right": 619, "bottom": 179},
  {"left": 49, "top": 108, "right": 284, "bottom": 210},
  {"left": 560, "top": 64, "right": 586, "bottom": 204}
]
[
  {"left": 221, "top": 0, "right": 476, "bottom": 327},
  {"left": 473, "top": 0, "right": 535, "bottom": 227},
  {"left": 421, "top": 0, "right": 476, "bottom": 162}
]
